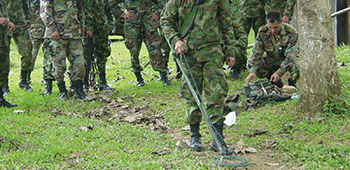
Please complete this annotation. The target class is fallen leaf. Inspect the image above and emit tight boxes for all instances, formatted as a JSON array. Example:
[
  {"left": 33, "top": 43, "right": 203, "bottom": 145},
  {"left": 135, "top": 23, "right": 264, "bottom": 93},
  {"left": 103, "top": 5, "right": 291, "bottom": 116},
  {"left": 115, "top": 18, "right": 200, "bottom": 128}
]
[
  {"left": 13, "top": 110, "right": 25, "bottom": 114},
  {"left": 123, "top": 149, "right": 135, "bottom": 154},
  {"left": 181, "top": 125, "right": 190, "bottom": 131},
  {"left": 78, "top": 127, "right": 89, "bottom": 132},
  {"left": 339, "top": 124, "right": 346, "bottom": 135},
  {"left": 265, "top": 163, "right": 280, "bottom": 167},
  {"left": 244, "top": 147, "right": 257, "bottom": 153},
  {"left": 244, "top": 129, "right": 267, "bottom": 137},
  {"left": 313, "top": 117, "right": 326, "bottom": 123},
  {"left": 124, "top": 115, "right": 137, "bottom": 123},
  {"left": 151, "top": 150, "right": 169, "bottom": 156},
  {"left": 175, "top": 140, "right": 188, "bottom": 149},
  {"left": 71, "top": 152, "right": 80, "bottom": 158}
]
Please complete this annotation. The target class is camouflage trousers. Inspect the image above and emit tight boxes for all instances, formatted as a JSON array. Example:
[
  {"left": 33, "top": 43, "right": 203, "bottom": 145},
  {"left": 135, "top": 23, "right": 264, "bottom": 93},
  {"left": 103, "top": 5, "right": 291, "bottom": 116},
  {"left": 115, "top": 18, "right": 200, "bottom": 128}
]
[
  {"left": 159, "top": 29, "right": 171, "bottom": 66},
  {"left": 0, "top": 31, "right": 10, "bottom": 87},
  {"left": 255, "top": 55, "right": 299, "bottom": 82},
  {"left": 181, "top": 45, "right": 228, "bottom": 125},
  {"left": 50, "top": 39, "right": 85, "bottom": 82},
  {"left": 31, "top": 38, "right": 55, "bottom": 80},
  {"left": 11, "top": 26, "right": 33, "bottom": 72},
  {"left": 83, "top": 28, "right": 111, "bottom": 73},
  {"left": 124, "top": 13, "right": 168, "bottom": 73},
  {"left": 239, "top": 16, "right": 266, "bottom": 37}
]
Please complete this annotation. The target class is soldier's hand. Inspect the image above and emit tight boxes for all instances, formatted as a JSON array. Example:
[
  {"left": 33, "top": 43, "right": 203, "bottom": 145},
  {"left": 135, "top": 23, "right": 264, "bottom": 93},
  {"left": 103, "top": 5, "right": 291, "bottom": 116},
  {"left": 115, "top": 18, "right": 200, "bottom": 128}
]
[
  {"left": 245, "top": 73, "right": 257, "bottom": 84},
  {"left": 124, "top": 10, "right": 136, "bottom": 18},
  {"left": 86, "top": 30, "right": 93, "bottom": 38},
  {"left": 52, "top": 31, "right": 61, "bottom": 40},
  {"left": 282, "top": 16, "right": 289, "bottom": 23},
  {"left": 8, "top": 22, "right": 15, "bottom": 32},
  {"left": 150, "top": 14, "right": 159, "bottom": 22},
  {"left": 175, "top": 40, "right": 186, "bottom": 54},
  {"left": 225, "top": 57, "right": 235, "bottom": 69},
  {"left": 270, "top": 73, "right": 280, "bottom": 83},
  {"left": 0, "top": 17, "right": 9, "bottom": 27}
]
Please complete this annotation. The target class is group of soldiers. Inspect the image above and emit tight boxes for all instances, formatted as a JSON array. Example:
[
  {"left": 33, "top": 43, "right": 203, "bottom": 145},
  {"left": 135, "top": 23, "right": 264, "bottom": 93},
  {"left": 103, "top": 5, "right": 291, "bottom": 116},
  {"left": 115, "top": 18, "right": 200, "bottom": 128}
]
[{"left": 1, "top": 0, "right": 298, "bottom": 155}]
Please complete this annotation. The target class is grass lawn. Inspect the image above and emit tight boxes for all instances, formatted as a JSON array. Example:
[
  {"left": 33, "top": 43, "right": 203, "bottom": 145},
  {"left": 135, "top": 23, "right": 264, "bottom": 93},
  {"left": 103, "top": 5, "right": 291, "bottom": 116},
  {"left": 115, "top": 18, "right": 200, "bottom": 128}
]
[{"left": 0, "top": 34, "right": 349, "bottom": 169}]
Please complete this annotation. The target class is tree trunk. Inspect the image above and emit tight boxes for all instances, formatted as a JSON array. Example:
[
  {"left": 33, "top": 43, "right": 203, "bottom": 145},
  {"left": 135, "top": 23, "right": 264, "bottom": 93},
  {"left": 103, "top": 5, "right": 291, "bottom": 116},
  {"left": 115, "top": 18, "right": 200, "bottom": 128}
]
[{"left": 297, "top": 0, "right": 342, "bottom": 113}]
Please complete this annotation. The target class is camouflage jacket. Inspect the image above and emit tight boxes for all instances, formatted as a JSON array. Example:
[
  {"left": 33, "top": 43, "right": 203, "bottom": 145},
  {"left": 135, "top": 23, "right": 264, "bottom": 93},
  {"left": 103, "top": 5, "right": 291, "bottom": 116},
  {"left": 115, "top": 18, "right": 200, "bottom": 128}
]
[
  {"left": 160, "top": 0, "right": 236, "bottom": 59},
  {"left": 238, "top": 0, "right": 266, "bottom": 18},
  {"left": 233, "top": 21, "right": 247, "bottom": 56},
  {"left": 40, "top": 0, "right": 86, "bottom": 39},
  {"left": 0, "top": 0, "right": 10, "bottom": 34},
  {"left": 265, "top": 0, "right": 295, "bottom": 18},
  {"left": 7, "top": 0, "right": 30, "bottom": 29},
  {"left": 28, "top": 0, "right": 45, "bottom": 39},
  {"left": 248, "top": 23, "right": 298, "bottom": 76},
  {"left": 123, "top": 0, "right": 163, "bottom": 16},
  {"left": 108, "top": 0, "right": 124, "bottom": 19},
  {"left": 84, "top": 0, "right": 113, "bottom": 32}
]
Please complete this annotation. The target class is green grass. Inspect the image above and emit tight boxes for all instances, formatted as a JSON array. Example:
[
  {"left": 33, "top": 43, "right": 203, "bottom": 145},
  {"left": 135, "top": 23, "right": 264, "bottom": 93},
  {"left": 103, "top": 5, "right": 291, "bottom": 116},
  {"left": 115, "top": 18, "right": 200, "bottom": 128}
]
[{"left": 0, "top": 35, "right": 349, "bottom": 169}]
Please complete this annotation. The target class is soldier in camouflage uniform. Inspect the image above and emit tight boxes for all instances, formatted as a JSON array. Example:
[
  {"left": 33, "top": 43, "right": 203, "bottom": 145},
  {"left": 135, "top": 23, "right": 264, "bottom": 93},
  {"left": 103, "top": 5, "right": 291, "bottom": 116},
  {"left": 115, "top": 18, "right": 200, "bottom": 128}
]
[
  {"left": 40, "top": 0, "right": 87, "bottom": 100},
  {"left": 0, "top": 0, "right": 17, "bottom": 107},
  {"left": 82, "top": 0, "right": 114, "bottom": 91},
  {"left": 4, "top": 0, "right": 33, "bottom": 92},
  {"left": 113, "top": 0, "right": 170, "bottom": 87},
  {"left": 233, "top": 0, "right": 266, "bottom": 79},
  {"left": 245, "top": 11, "right": 299, "bottom": 88},
  {"left": 265, "top": 0, "right": 295, "bottom": 23},
  {"left": 161, "top": 0, "right": 235, "bottom": 154},
  {"left": 28, "top": 0, "right": 55, "bottom": 95}
]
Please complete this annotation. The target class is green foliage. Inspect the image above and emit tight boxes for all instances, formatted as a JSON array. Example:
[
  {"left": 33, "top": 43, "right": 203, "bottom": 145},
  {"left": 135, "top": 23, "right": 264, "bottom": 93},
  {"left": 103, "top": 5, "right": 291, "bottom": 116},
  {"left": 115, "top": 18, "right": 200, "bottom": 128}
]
[{"left": 323, "top": 95, "right": 350, "bottom": 116}]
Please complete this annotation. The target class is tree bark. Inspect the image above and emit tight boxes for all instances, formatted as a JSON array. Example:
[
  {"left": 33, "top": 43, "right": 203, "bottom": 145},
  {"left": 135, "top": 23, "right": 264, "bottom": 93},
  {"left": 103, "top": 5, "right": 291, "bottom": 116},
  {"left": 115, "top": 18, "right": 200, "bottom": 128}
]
[{"left": 297, "top": 0, "right": 342, "bottom": 113}]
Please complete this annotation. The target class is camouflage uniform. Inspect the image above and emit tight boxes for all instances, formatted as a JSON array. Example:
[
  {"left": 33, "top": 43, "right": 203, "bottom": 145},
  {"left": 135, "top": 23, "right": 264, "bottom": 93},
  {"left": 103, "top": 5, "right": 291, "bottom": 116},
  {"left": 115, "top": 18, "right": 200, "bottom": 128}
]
[
  {"left": 161, "top": 0, "right": 235, "bottom": 125},
  {"left": 83, "top": 0, "right": 113, "bottom": 90},
  {"left": 8, "top": 0, "right": 34, "bottom": 91},
  {"left": 123, "top": 0, "right": 167, "bottom": 73},
  {"left": 161, "top": 0, "right": 235, "bottom": 154},
  {"left": 28, "top": 0, "right": 54, "bottom": 81},
  {"left": 238, "top": 0, "right": 266, "bottom": 37},
  {"left": 0, "top": 0, "right": 11, "bottom": 89},
  {"left": 248, "top": 23, "right": 299, "bottom": 84},
  {"left": 40, "top": 0, "right": 87, "bottom": 100},
  {"left": 265, "top": 0, "right": 295, "bottom": 19},
  {"left": 0, "top": 0, "right": 17, "bottom": 107}
]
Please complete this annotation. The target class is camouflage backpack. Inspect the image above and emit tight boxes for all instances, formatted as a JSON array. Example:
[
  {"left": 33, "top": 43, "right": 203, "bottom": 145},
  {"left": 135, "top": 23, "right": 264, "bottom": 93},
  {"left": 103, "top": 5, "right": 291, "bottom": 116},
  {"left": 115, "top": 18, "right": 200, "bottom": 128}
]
[{"left": 243, "top": 80, "right": 292, "bottom": 108}]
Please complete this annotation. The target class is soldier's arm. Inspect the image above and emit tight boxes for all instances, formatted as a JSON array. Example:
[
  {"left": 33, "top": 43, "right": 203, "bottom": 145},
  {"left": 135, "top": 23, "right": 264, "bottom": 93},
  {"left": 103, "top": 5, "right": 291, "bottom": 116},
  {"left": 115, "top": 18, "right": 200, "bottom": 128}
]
[
  {"left": 277, "top": 32, "right": 298, "bottom": 76},
  {"left": 151, "top": 0, "right": 163, "bottom": 16},
  {"left": 109, "top": 0, "right": 124, "bottom": 19},
  {"left": 247, "top": 32, "right": 265, "bottom": 74},
  {"left": 40, "top": 0, "right": 57, "bottom": 33},
  {"left": 218, "top": 0, "right": 236, "bottom": 59},
  {"left": 160, "top": 0, "right": 180, "bottom": 48},
  {"left": 284, "top": 0, "right": 295, "bottom": 19}
]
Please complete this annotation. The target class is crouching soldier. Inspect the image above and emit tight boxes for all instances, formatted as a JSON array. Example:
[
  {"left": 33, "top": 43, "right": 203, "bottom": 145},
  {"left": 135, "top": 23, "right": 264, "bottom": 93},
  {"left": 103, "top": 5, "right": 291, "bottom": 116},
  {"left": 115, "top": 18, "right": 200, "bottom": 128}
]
[{"left": 245, "top": 11, "right": 299, "bottom": 87}]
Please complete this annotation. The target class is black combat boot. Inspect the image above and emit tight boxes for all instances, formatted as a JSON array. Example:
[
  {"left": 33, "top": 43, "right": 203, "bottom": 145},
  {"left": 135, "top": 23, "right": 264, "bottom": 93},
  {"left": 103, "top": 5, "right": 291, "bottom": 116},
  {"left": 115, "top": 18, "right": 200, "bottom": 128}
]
[
  {"left": 159, "top": 72, "right": 171, "bottom": 86},
  {"left": 83, "top": 71, "right": 89, "bottom": 92},
  {"left": 99, "top": 71, "right": 113, "bottom": 91},
  {"left": 44, "top": 79, "right": 53, "bottom": 95},
  {"left": 189, "top": 123, "right": 201, "bottom": 152},
  {"left": 272, "top": 80, "right": 283, "bottom": 88},
  {"left": 230, "top": 67, "right": 242, "bottom": 79},
  {"left": 57, "top": 81, "right": 68, "bottom": 101},
  {"left": 0, "top": 88, "right": 17, "bottom": 108},
  {"left": 134, "top": 72, "right": 145, "bottom": 87},
  {"left": 18, "top": 70, "right": 33, "bottom": 91},
  {"left": 175, "top": 63, "right": 182, "bottom": 79},
  {"left": 27, "top": 70, "right": 32, "bottom": 85},
  {"left": 2, "top": 79, "right": 9, "bottom": 95},
  {"left": 211, "top": 122, "right": 233, "bottom": 155},
  {"left": 72, "top": 80, "right": 87, "bottom": 100},
  {"left": 288, "top": 78, "right": 297, "bottom": 87}
]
